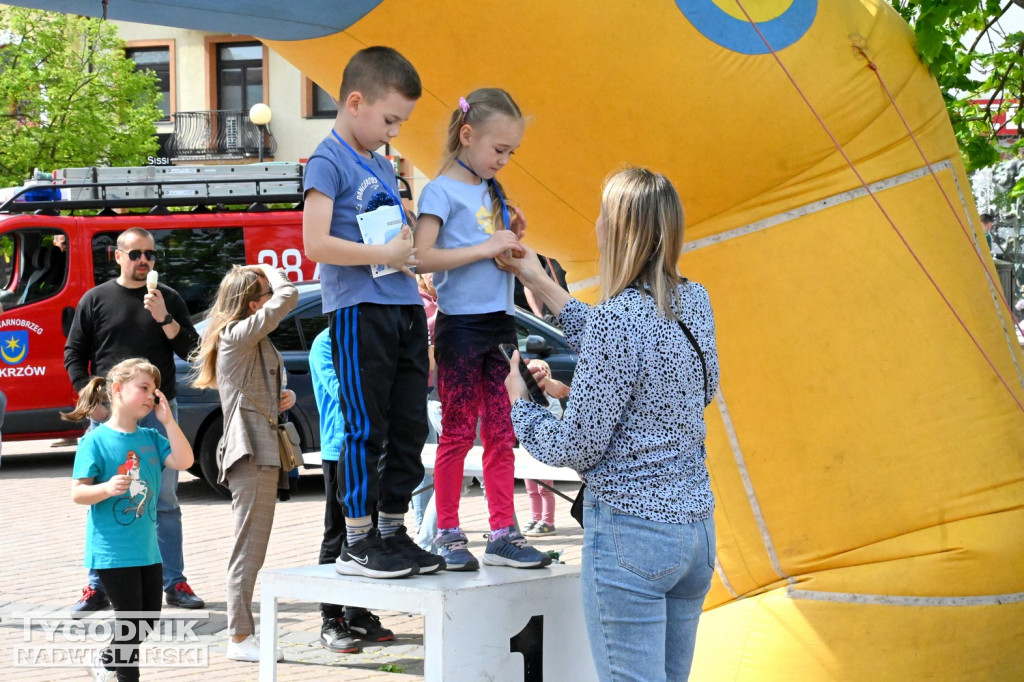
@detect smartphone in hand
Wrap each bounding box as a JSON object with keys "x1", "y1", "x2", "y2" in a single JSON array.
[{"x1": 498, "y1": 343, "x2": 549, "y2": 405}]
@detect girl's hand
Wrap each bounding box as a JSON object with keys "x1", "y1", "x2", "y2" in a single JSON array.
[
  {"x1": 504, "y1": 350, "x2": 530, "y2": 404},
  {"x1": 106, "y1": 474, "x2": 131, "y2": 497},
  {"x1": 153, "y1": 389, "x2": 172, "y2": 424},
  {"x1": 384, "y1": 225, "x2": 419, "y2": 275},
  {"x1": 509, "y1": 206, "x2": 527, "y2": 240},
  {"x1": 485, "y1": 230, "x2": 526, "y2": 259},
  {"x1": 280, "y1": 389, "x2": 296, "y2": 412}
]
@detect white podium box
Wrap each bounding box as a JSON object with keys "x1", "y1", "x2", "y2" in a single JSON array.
[{"x1": 258, "y1": 563, "x2": 597, "y2": 681}]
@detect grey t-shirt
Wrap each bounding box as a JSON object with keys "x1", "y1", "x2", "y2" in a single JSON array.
[
  {"x1": 304, "y1": 136, "x2": 419, "y2": 313},
  {"x1": 418, "y1": 175, "x2": 513, "y2": 316}
]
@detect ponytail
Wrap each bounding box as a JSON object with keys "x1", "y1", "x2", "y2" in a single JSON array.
[
  {"x1": 61, "y1": 358, "x2": 161, "y2": 423},
  {"x1": 61, "y1": 376, "x2": 108, "y2": 423}
]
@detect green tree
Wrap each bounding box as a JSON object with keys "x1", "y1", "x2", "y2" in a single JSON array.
[
  {"x1": 0, "y1": 7, "x2": 161, "y2": 187},
  {"x1": 891, "y1": 1, "x2": 1024, "y2": 174}
]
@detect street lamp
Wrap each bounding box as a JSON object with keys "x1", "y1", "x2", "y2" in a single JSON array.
[{"x1": 248, "y1": 103, "x2": 272, "y2": 163}]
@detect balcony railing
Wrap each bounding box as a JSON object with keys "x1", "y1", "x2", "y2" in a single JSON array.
[{"x1": 168, "y1": 110, "x2": 277, "y2": 160}]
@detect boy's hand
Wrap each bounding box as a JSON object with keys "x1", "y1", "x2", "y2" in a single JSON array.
[{"x1": 383, "y1": 225, "x2": 419, "y2": 275}]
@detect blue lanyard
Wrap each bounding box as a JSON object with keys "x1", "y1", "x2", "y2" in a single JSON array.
[
  {"x1": 331, "y1": 129, "x2": 406, "y2": 223},
  {"x1": 456, "y1": 159, "x2": 510, "y2": 230}
]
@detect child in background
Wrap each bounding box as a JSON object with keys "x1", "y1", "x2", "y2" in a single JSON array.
[
  {"x1": 411, "y1": 273, "x2": 439, "y2": 532},
  {"x1": 65, "y1": 358, "x2": 194, "y2": 682},
  {"x1": 303, "y1": 46, "x2": 443, "y2": 579},
  {"x1": 415, "y1": 88, "x2": 549, "y2": 570}
]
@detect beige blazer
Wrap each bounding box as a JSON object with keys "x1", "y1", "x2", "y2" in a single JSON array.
[{"x1": 215, "y1": 268, "x2": 298, "y2": 484}]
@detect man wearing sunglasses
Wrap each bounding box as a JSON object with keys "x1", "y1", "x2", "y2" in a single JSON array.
[{"x1": 64, "y1": 227, "x2": 206, "y2": 615}]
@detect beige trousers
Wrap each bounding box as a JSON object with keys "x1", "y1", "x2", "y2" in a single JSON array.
[{"x1": 225, "y1": 457, "x2": 279, "y2": 636}]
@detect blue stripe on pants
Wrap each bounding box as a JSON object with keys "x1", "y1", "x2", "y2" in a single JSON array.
[{"x1": 334, "y1": 308, "x2": 370, "y2": 518}]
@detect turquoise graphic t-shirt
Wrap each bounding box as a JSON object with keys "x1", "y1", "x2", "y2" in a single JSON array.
[{"x1": 72, "y1": 424, "x2": 170, "y2": 569}]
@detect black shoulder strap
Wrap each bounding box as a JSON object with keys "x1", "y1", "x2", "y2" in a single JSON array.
[{"x1": 677, "y1": 318, "x2": 710, "y2": 404}]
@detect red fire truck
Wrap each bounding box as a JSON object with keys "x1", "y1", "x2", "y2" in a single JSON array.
[{"x1": 0, "y1": 163, "x2": 321, "y2": 443}]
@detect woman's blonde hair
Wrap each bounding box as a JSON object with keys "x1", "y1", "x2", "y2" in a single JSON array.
[
  {"x1": 61, "y1": 358, "x2": 161, "y2": 422},
  {"x1": 190, "y1": 265, "x2": 265, "y2": 390},
  {"x1": 598, "y1": 167, "x2": 686, "y2": 320},
  {"x1": 440, "y1": 87, "x2": 522, "y2": 234}
]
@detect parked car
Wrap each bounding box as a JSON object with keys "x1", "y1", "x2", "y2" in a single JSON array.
[{"x1": 175, "y1": 281, "x2": 578, "y2": 496}]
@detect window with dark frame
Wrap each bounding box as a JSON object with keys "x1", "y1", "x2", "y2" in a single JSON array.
[
  {"x1": 312, "y1": 83, "x2": 338, "y2": 118},
  {"x1": 216, "y1": 42, "x2": 263, "y2": 112},
  {"x1": 125, "y1": 46, "x2": 171, "y2": 120}
]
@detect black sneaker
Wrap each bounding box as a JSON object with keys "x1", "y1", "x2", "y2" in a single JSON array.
[
  {"x1": 383, "y1": 526, "x2": 446, "y2": 574},
  {"x1": 71, "y1": 585, "x2": 109, "y2": 619},
  {"x1": 335, "y1": 529, "x2": 418, "y2": 579},
  {"x1": 320, "y1": 617, "x2": 360, "y2": 653},
  {"x1": 344, "y1": 608, "x2": 394, "y2": 642}
]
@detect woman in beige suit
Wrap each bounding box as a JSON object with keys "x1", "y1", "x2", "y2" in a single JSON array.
[{"x1": 192, "y1": 263, "x2": 298, "y2": 662}]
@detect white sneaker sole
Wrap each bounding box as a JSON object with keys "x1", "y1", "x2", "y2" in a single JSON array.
[
  {"x1": 226, "y1": 648, "x2": 283, "y2": 662},
  {"x1": 482, "y1": 554, "x2": 552, "y2": 568},
  {"x1": 334, "y1": 558, "x2": 416, "y2": 579}
]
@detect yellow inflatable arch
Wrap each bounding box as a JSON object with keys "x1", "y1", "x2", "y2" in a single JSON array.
[
  {"x1": 268, "y1": 3, "x2": 1024, "y2": 679},
  {"x1": 16, "y1": 0, "x2": 1023, "y2": 677}
]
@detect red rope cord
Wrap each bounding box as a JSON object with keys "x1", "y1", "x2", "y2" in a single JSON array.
[{"x1": 732, "y1": 1, "x2": 1024, "y2": 413}]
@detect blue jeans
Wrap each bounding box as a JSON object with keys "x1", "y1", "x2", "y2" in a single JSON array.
[
  {"x1": 88, "y1": 399, "x2": 186, "y2": 593},
  {"x1": 581, "y1": 488, "x2": 715, "y2": 682}
]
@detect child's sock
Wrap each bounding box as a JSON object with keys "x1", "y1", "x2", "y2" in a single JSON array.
[
  {"x1": 377, "y1": 512, "x2": 405, "y2": 538},
  {"x1": 345, "y1": 516, "x2": 372, "y2": 546},
  {"x1": 490, "y1": 526, "x2": 512, "y2": 541}
]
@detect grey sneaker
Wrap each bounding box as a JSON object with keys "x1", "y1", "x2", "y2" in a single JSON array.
[
  {"x1": 483, "y1": 527, "x2": 552, "y2": 568},
  {"x1": 524, "y1": 522, "x2": 555, "y2": 537},
  {"x1": 320, "y1": 617, "x2": 359, "y2": 653},
  {"x1": 434, "y1": 529, "x2": 479, "y2": 571},
  {"x1": 522, "y1": 520, "x2": 538, "y2": 535}
]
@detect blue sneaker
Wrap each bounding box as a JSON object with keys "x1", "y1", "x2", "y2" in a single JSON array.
[
  {"x1": 434, "y1": 529, "x2": 479, "y2": 571},
  {"x1": 483, "y1": 527, "x2": 552, "y2": 568}
]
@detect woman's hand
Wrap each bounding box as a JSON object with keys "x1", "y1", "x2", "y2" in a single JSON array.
[
  {"x1": 501, "y1": 245, "x2": 547, "y2": 287},
  {"x1": 504, "y1": 350, "x2": 530, "y2": 405},
  {"x1": 153, "y1": 389, "x2": 172, "y2": 424},
  {"x1": 280, "y1": 389, "x2": 296, "y2": 412}
]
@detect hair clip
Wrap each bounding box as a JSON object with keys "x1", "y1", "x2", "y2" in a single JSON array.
[{"x1": 459, "y1": 97, "x2": 470, "y2": 114}]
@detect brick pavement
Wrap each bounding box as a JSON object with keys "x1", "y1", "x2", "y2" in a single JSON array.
[{"x1": 0, "y1": 440, "x2": 584, "y2": 681}]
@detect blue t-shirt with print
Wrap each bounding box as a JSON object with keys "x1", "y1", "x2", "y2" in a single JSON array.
[
  {"x1": 72, "y1": 424, "x2": 170, "y2": 569},
  {"x1": 417, "y1": 175, "x2": 514, "y2": 316},
  {"x1": 304, "y1": 135, "x2": 420, "y2": 313}
]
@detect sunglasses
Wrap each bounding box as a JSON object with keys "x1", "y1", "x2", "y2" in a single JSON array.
[
  {"x1": 257, "y1": 290, "x2": 273, "y2": 299},
  {"x1": 118, "y1": 248, "x2": 157, "y2": 261}
]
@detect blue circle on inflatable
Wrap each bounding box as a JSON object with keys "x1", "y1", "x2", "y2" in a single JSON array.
[{"x1": 675, "y1": 0, "x2": 817, "y2": 55}]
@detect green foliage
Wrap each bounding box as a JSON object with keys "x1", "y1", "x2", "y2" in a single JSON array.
[
  {"x1": 890, "y1": 1, "x2": 1023, "y2": 174},
  {"x1": 376, "y1": 664, "x2": 405, "y2": 673},
  {"x1": 0, "y1": 7, "x2": 161, "y2": 187}
]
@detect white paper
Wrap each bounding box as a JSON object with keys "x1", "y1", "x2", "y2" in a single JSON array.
[{"x1": 356, "y1": 203, "x2": 404, "y2": 278}]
